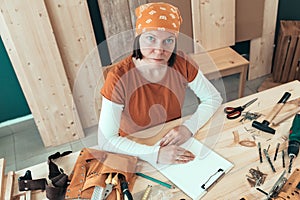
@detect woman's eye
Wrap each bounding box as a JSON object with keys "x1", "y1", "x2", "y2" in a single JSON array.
[
  {"x1": 164, "y1": 38, "x2": 174, "y2": 45},
  {"x1": 146, "y1": 36, "x2": 155, "y2": 42}
]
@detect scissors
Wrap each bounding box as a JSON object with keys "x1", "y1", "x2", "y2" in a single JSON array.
[{"x1": 224, "y1": 98, "x2": 258, "y2": 119}]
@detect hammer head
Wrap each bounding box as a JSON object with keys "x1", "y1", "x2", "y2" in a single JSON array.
[{"x1": 252, "y1": 120, "x2": 275, "y2": 134}]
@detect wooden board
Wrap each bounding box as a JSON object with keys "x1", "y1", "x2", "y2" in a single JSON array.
[
  {"x1": 0, "y1": 158, "x2": 4, "y2": 200},
  {"x1": 0, "y1": 0, "x2": 84, "y2": 146},
  {"x1": 4, "y1": 171, "x2": 14, "y2": 200},
  {"x1": 235, "y1": 0, "x2": 264, "y2": 42},
  {"x1": 44, "y1": 0, "x2": 103, "y2": 128},
  {"x1": 98, "y1": 0, "x2": 135, "y2": 63},
  {"x1": 249, "y1": 0, "x2": 279, "y2": 80},
  {"x1": 191, "y1": 0, "x2": 235, "y2": 52},
  {"x1": 272, "y1": 21, "x2": 300, "y2": 83}
]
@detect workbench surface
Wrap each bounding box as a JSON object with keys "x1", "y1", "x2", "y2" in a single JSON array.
[{"x1": 6, "y1": 80, "x2": 300, "y2": 200}]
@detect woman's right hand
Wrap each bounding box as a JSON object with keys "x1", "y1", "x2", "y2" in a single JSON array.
[{"x1": 157, "y1": 145, "x2": 195, "y2": 164}]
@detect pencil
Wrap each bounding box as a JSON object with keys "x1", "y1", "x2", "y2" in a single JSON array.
[{"x1": 136, "y1": 172, "x2": 174, "y2": 189}]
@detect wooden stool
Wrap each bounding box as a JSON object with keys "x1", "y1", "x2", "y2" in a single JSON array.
[{"x1": 190, "y1": 47, "x2": 249, "y2": 98}]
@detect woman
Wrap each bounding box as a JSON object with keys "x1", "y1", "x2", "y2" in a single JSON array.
[{"x1": 98, "y1": 2, "x2": 222, "y2": 164}]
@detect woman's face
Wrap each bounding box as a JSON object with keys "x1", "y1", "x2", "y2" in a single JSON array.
[{"x1": 139, "y1": 30, "x2": 176, "y2": 65}]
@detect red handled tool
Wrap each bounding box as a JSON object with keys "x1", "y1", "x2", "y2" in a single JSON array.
[{"x1": 224, "y1": 98, "x2": 258, "y2": 119}]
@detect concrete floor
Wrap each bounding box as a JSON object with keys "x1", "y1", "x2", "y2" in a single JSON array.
[{"x1": 0, "y1": 74, "x2": 269, "y2": 173}]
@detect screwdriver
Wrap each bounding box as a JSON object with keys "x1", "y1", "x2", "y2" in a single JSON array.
[{"x1": 287, "y1": 114, "x2": 300, "y2": 173}]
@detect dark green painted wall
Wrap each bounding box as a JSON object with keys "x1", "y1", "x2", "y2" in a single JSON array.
[
  {"x1": 0, "y1": 36, "x2": 30, "y2": 122},
  {"x1": 0, "y1": 0, "x2": 300, "y2": 122}
]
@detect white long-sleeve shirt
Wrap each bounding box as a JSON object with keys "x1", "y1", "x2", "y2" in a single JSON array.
[{"x1": 98, "y1": 69, "x2": 222, "y2": 164}]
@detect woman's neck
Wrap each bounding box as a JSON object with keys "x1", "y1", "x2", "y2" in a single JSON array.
[{"x1": 133, "y1": 58, "x2": 168, "y2": 83}]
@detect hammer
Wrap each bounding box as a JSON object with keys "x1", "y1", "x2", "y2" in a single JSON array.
[{"x1": 252, "y1": 92, "x2": 291, "y2": 134}]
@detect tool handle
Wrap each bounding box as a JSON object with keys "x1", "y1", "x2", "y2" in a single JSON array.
[
  {"x1": 265, "y1": 103, "x2": 286, "y2": 123},
  {"x1": 264, "y1": 92, "x2": 291, "y2": 122},
  {"x1": 272, "y1": 107, "x2": 300, "y2": 126}
]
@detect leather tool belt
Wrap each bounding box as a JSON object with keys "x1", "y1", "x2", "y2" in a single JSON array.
[
  {"x1": 65, "y1": 148, "x2": 138, "y2": 200},
  {"x1": 18, "y1": 151, "x2": 72, "y2": 200}
]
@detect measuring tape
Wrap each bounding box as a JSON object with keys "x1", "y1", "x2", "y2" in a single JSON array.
[{"x1": 91, "y1": 186, "x2": 104, "y2": 200}]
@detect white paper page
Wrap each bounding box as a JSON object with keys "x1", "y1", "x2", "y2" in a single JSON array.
[{"x1": 150, "y1": 138, "x2": 234, "y2": 199}]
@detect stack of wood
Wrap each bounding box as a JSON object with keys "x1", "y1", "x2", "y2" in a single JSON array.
[
  {"x1": 273, "y1": 20, "x2": 300, "y2": 83},
  {"x1": 0, "y1": 158, "x2": 31, "y2": 200}
]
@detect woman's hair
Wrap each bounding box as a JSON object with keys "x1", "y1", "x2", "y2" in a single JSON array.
[{"x1": 132, "y1": 35, "x2": 177, "y2": 67}]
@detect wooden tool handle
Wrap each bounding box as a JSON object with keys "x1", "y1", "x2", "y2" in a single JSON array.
[
  {"x1": 272, "y1": 107, "x2": 300, "y2": 126},
  {"x1": 265, "y1": 92, "x2": 291, "y2": 123},
  {"x1": 265, "y1": 103, "x2": 286, "y2": 122}
]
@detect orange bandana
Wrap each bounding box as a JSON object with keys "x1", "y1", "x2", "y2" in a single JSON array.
[{"x1": 135, "y1": 2, "x2": 182, "y2": 35}]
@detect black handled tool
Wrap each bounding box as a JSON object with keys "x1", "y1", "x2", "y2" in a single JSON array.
[
  {"x1": 120, "y1": 174, "x2": 133, "y2": 200},
  {"x1": 252, "y1": 92, "x2": 291, "y2": 134}
]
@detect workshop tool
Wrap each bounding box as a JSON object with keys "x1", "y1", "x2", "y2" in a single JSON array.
[
  {"x1": 102, "y1": 173, "x2": 114, "y2": 199},
  {"x1": 142, "y1": 185, "x2": 152, "y2": 200},
  {"x1": 274, "y1": 143, "x2": 280, "y2": 161},
  {"x1": 224, "y1": 98, "x2": 258, "y2": 119},
  {"x1": 120, "y1": 174, "x2": 133, "y2": 200},
  {"x1": 272, "y1": 106, "x2": 300, "y2": 126},
  {"x1": 91, "y1": 186, "x2": 104, "y2": 200},
  {"x1": 239, "y1": 111, "x2": 262, "y2": 122},
  {"x1": 111, "y1": 173, "x2": 120, "y2": 200},
  {"x1": 274, "y1": 168, "x2": 300, "y2": 200},
  {"x1": 256, "y1": 170, "x2": 287, "y2": 200},
  {"x1": 282, "y1": 150, "x2": 285, "y2": 168},
  {"x1": 252, "y1": 92, "x2": 291, "y2": 134},
  {"x1": 258, "y1": 142, "x2": 263, "y2": 163},
  {"x1": 287, "y1": 114, "x2": 300, "y2": 173},
  {"x1": 246, "y1": 167, "x2": 267, "y2": 187},
  {"x1": 263, "y1": 149, "x2": 276, "y2": 172}
]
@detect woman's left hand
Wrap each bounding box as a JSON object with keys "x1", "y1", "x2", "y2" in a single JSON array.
[{"x1": 159, "y1": 125, "x2": 192, "y2": 147}]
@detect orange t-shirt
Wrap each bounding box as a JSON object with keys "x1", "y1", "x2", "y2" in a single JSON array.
[{"x1": 101, "y1": 51, "x2": 198, "y2": 136}]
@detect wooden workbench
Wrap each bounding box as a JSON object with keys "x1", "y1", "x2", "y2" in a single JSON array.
[
  {"x1": 4, "y1": 80, "x2": 300, "y2": 199},
  {"x1": 190, "y1": 47, "x2": 249, "y2": 98}
]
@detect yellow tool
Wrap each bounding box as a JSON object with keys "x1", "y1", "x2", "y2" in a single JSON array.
[
  {"x1": 111, "y1": 173, "x2": 121, "y2": 200},
  {"x1": 142, "y1": 185, "x2": 152, "y2": 200}
]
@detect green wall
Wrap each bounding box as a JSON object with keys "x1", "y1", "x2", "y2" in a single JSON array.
[
  {"x1": 0, "y1": 36, "x2": 30, "y2": 122},
  {"x1": 0, "y1": 0, "x2": 300, "y2": 123}
]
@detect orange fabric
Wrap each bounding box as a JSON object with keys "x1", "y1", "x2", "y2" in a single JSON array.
[
  {"x1": 101, "y1": 51, "x2": 198, "y2": 137},
  {"x1": 135, "y1": 2, "x2": 182, "y2": 35}
]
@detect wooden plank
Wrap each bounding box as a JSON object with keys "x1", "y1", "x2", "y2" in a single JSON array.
[
  {"x1": 44, "y1": 0, "x2": 102, "y2": 128},
  {"x1": 98, "y1": 0, "x2": 134, "y2": 63},
  {"x1": 191, "y1": 0, "x2": 235, "y2": 52},
  {"x1": 4, "y1": 171, "x2": 14, "y2": 200},
  {"x1": 288, "y1": 36, "x2": 300, "y2": 81},
  {"x1": 272, "y1": 30, "x2": 290, "y2": 82},
  {"x1": 249, "y1": 0, "x2": 279, "y2": 80},
  {"x1": 281, "y1": 36, "x2": 298, "y2": 82},
  {"x1": 0, "y1": 158, "x2": 5, "y2": 200},
  {"x1": 149, "y1": 0, "x2": 194, "y2": 53},
  {"x1": 0, "y1": 0, "x2": 84, "y2": 146},
  {"x1": 128, "y1": 0, "x2": 148, "y2": 28}
]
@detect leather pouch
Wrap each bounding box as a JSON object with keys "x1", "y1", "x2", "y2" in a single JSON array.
[{"x1": 65, "y1": 148, "x2": 138, "y2": 199}]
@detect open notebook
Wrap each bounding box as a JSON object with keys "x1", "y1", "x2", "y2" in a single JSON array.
[{"x1": 151, "y1": 138, "x2": 234, "y2": 200}]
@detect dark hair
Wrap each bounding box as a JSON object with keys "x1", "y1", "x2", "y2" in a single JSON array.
[{"x1": 132, "y1": 35, "x2": 177, "y2": 67}]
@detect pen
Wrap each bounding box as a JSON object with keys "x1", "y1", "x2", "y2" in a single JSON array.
[{"x1": 136, "y1": 172, "x2": 174, "y2": 189}]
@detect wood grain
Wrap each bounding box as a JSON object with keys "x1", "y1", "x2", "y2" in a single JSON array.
[
  {"x1": 0, "y1": 0, "x2": 84, "y2": 146},
  {"x1": 44, "y1": 0, "x2": 103, "y2": 128}
]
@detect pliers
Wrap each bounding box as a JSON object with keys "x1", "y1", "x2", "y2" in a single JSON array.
[{"x1": 101, "y1": 173, "x2": 120, "y2": 200}]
